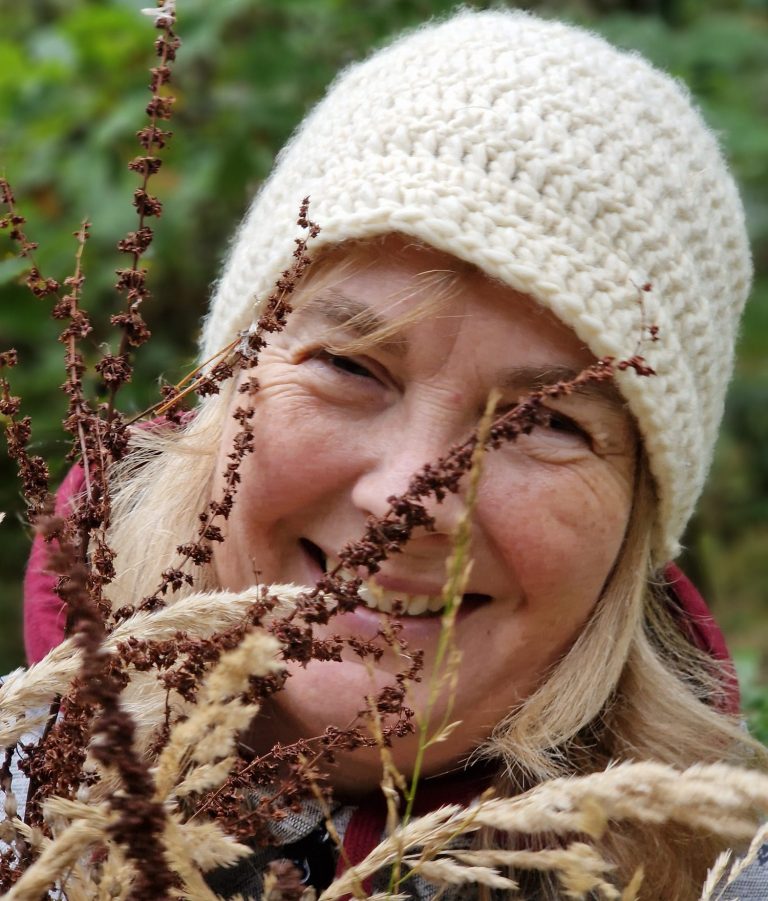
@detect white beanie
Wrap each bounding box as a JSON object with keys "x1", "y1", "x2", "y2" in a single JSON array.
[{"x1": 201, "y1": 9, "x2": 752, "y2": 562}]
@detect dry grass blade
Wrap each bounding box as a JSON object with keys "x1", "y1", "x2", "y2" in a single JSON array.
[
  {"x1": 4, "y1": 817, "x2": 107, "y2": 901},
  {"x1": 410, "y1": 857, "x2": 518, "y2": 889},
  {"x1": 0, "y1": 816, "x2": 47, "y2": 853},
  {"x1": 468, "y1": 762, "x2": 768, "y2": 840},
  {"x1": 158, "y1": 815, "x2": 222, "y2": 901},
  {"x1": 174, "y1": 758, "x2": 236, "y2": 797},
  {"x1": 386, "y1": 392, "x2": 499, "y2": 894},
  {"x1": 43, "y1": 796, "x2": 111, "y2": 826},
  {"x1": 318, "y1": 806, "x2": 464, "y2": 899},
  {"x1": 172, "y1": 818, "x2": 252, "y2": 872},
  {"x1": 699, "y1": 851, "x2": 733, "y2": 901},
  {"x1": 699, "y1": 820, "x2": 768, "y2": 900},
  {"x1": 365, "y1": 895, "x2": 410, "y2": 901},
  {"x1": 38, "y1": 794, "x2": 250, "y2": 896},
  {"x1": 320, "y1": 763, "x2": 768, "y2": 901},
  {"x1": 153, "y1": 628, "x2": 282, "y2": 801},
  {"x1": 620, "y1": 868, "x2": 644, "y2": 901},
  {"x1": 0, "y1": 624, "x2": 283, "y2": 896},
  {"x1": 0, "y1": 585, "x2": 310, "y2": 746},
  {"x1": 441, "y1": 843, "x2": 616, "y2": 897},
  {"x1": 406, "y1": 842, "x2": 620, "y2": 899}
]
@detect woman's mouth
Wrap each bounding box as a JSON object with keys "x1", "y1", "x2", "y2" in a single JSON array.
[{"x1": 299, "y1": 538, "x2": 492, "y2": 617}]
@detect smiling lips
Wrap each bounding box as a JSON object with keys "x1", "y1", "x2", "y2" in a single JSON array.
[{"x1": 301, "y1": 539, "x2": 492, "y2": 617}]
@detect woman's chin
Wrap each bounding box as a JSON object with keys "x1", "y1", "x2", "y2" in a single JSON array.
[{"x1": 245, "y1": 655, "x2": 481, "y2": 795}]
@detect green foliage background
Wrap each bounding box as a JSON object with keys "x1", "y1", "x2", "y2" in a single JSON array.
[{"x1": 1, "y1": 0, "x2": 766, "y2": 737}]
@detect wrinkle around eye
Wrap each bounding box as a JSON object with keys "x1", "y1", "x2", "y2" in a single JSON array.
[
  {"x1": 296, "y1": 345, "x2": 396, "y2": 391},
  {"x1": 492, "y1": 403, "x2": 592, "y2": 446},
  {"x1": 285, "y1": 346, "x2": 395, "y2": 412},
  {"x1": 487, "y1": 416, "x2": 612, "y2": 469}
]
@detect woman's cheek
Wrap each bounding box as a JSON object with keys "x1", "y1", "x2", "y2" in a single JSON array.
[
  {"x1": 478, "y1": 459, "x2": 631, "y2": 600},
  {"x1": 233, "y1": 398, "x2": 361, "y2": 508}
]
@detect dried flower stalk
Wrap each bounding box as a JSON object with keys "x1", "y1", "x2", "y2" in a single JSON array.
[{"x1": 319, "y1": 763, "x2": 768, "y2": 901}]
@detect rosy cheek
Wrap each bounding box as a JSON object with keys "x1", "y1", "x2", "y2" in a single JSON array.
[
  {"x1": 479, "y1": 464, "x2": 630, "y2": 611},
  {"x1": 224, "y1": 400, "x2": 360, "y2": 519}
]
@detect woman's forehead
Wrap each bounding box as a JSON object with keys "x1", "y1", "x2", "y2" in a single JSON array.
[
  {"x1": 312, "y1": 233, "x2": 482, "y2": 280},
  {"x1": 297, "y1": 236, "x2": 527, "y2": 327},
  {"x1": 296, "y1": 239, "x2": 589, "y2": 355}
]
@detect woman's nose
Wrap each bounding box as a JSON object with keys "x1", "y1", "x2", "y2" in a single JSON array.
[{"x1": 350, "y1": 438, "x2": 468, "y2": 538}]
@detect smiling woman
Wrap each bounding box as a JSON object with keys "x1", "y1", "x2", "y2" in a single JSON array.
[
  {"x1": 210, "y1": 237, "x2": 638, "y2": 791},
  {"x1": 17, "y1": 7, "x2": 767, "y2": 901}
]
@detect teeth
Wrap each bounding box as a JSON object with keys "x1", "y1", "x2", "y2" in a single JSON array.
[
  {"x1": 407, "y1": 594, "x2": 429, "y2": 616},
  {"x1": 427, "y1": 594, "x2": 445, "y2": 613},
  {"x1": 332, "y1": 561, "x2": 443, "y2": 617},
  {"x1": 356, "y1": 583, "x2": 379, "y2": 610},
  {"x1": 372, "y1": 584, "x2": 393, "y2": 613}
]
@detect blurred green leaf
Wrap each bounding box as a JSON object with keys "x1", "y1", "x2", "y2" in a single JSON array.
[
  {"x1": 0, "y1": 256, "x2": 30, "y2": 285},
  {"x1": 734, "y1": 650, "x2": 768, "y2": 744}
]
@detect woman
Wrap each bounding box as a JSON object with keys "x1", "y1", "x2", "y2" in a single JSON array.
[{"x1": 21, "y1": 8, "x2": 765, "y2": 899}]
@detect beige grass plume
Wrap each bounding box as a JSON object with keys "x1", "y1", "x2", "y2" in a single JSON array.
[
  {"x1": 319, "y1": 762, "x2": 768, "y2": 901},
  {"x1": 0, "y1": 584, "x2": 314, "y2": 748},
  {"x1": 2, "y1": 627, "x2": 283, "y2": 900}
]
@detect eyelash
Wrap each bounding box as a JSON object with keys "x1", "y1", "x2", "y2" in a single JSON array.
[
  {"x1": 544, "y1": 410, "x2": 587, "y2": 435},
  {"x1": 496, "y1": 403, "x2": 590, "y2": 443},
  {"x1": 540, "y1": 412, "x2": 593, "y2": 450},
  {"x1": 307, "y1": 349, "x2": 380, "y2": 381}
]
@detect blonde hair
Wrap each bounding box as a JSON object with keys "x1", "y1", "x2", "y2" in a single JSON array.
[{"x1": 104, "y1": 246, "x2": 765, "y2": 899}]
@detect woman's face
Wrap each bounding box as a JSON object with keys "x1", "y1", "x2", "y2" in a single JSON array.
[{"x1": 213, "y1": 238, "x2": 637, "y2": 794}]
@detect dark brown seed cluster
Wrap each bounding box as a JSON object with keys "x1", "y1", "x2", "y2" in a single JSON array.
[
  {"x1": 0, "y1": 348, "x2": 50, "y2": 516},
  {"x1": 0, "y1": 5, "x2": 186, "y2": 896},
  {"x1": 106, "y1": 2, "x2": 180, "y2": 422},
  {"x1": 112, "y1": 199, "x2": 321, "y2": 620}
]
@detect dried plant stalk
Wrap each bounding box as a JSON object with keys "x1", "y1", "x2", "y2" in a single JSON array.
[
  {"x1": 0, "y1": 585, "x2": 309, "y2": 747},
  {"x1": 319, "y1": 763, "x2": 768, "y2": 900},
  {"x1": 3, "y1": 817, "x2": 107, "y2": 901},
  {"x1": 4, "y1": 629, "x2": 282, "y2": 897},
  {"x1": 699, "y1": 820, "x2": 768, "y2": 900},
  {"x1": 384, "y1": 391, "x2": 499, "y2": 895},
  {"x1": 153, "y1": 628, "x2": 282, "y2": 800}
]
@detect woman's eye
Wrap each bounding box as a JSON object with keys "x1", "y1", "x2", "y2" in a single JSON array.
[
  {"x1": 543, "y1": 410, "x2": 591, "y2": 443},
  {"x1": 309, "y1": 349, "x2": 379, "y2": 380},
  {"x1": 327, "y1": 353, "x2": 375, "y2": 378},
  {"x1": 495, "y1": 403, "x2": 590, "y2": 446},
  {"x1": 496, "y1": 403, "x2": 586, "y2": 436}
]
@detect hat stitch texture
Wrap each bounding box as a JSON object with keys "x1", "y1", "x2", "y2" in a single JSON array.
[{"x1": 201, "y1": 9, "x2": 752, "y2": 563}]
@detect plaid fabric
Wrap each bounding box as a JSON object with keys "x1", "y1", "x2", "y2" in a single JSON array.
[
  {"x1": 711, "y1": 841, "x2": 768, "y2": 901},
  {"x1": 206, "y1": 796, "x2": 469, "y2": 899}
]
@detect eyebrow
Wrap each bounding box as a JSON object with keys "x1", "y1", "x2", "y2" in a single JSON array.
[
  {"x1": 298, "y1": 289, "x2": 409, "y2": 357},
  {"x1": 498, "y1": 365, "x2": 624, "y2": 407}
]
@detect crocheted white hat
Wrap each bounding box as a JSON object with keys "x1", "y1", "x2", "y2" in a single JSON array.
[{"x1": 201, "y1": 10, "x2": 752, "y2": 562}]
